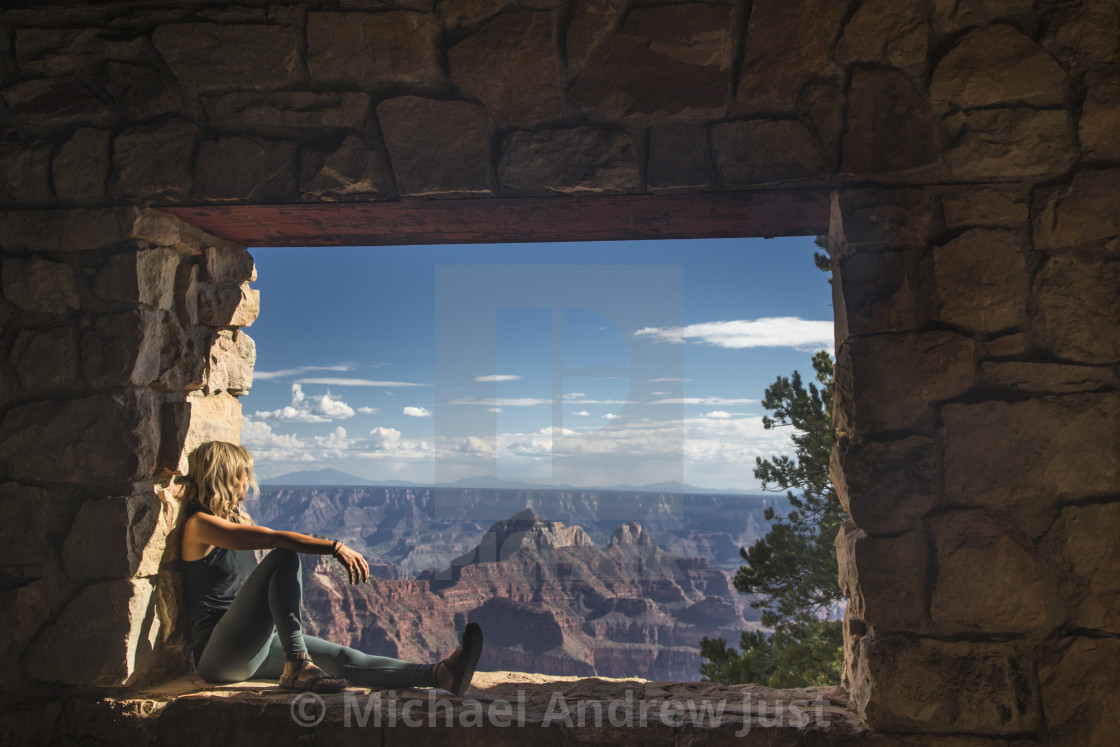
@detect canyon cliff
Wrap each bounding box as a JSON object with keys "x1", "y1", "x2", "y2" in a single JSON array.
[{"x1": 300, "y1": 508, "x2": 763, "y2": 681}]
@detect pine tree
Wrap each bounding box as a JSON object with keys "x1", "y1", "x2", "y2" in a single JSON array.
[{"x1": 700, "y1": 241, "x2": 846, "y2": 687}]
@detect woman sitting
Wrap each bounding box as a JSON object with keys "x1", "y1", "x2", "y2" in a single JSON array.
[{"x1": 178, "y1": 440, "x2": 483, "y2": 693}]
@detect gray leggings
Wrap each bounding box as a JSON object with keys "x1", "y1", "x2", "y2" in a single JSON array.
[{"x1": 195, "y1": 548, "x2": 438, "y2": 689}]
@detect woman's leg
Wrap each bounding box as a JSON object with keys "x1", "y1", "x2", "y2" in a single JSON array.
[
  {"x1": 252, "y1": 634, "x2": 438, "y2": 689},
  {"x1": 195, "y1": 548, "x2": 308, "y2": 683}
]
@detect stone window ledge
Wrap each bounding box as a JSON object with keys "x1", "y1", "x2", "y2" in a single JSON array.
[{"x1": 3, "y1": 672, "x2": 862, "y2": 745}]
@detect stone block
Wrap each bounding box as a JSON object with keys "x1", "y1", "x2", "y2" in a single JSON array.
[
  {"x1": 833, "y1": 248, "x2": 928, "y2": 339},
  {"x1": 300, "y1": 134, "x2": 396, "y2": 201},
  {"x1": 736, "y1": 0, "x2": 844, "y2": 113},
  {"x1": 174, "y1": 262, "x2": 200, "y2": 327},
  {"x1": 942, "y1": 394, "x2": 1120, "y2": 507},
  {"x1": 161, "y1": 393, "x2": 243, "y2": 475},
  {"x1": 10, "y1": 326, "x2": 80, "y2": 394},
  {"x1": 194, "y1": 137, "x2": 298, "y2": 203},
  {"x1": 932, "y1": 228, "x2": 1027, "y2": 334},
  {"x1": 103, "y1": 61, "x2": 187, "y2": 121},
  {"x1": 980, "y1": 361, "x2": 1117, "y2": 394},
  {"x1": 0, "y1": 389, "x2": 160, "y2": 483},
  {"x1": 928, "y1": 511, "x2": 1048, "y2": 634},
  {"x1": 499, "y1": 128, "x2": 641, "y2": 196},
  {"x1": 940, "y1": 186, "x2": 1028, "y2": 229},
  {"x1": 1031, "y1": 256, "x2": 1120, "y2": 364},
  {"x1": 711, "y1": 120, "x2": 829, "y2": 186},
  {"x1": 24, "y1": 578, "x2": 158, "y2": 687},
  {"x1": 1079, "y1": 73, "x2": 1120, "y2": 160},
  {"x1": 842, "y1": 70, "x2": 940, "y2": 178},
  {"x1": 203, "y1": 91, "x2": 370, "y2": 136},
  {"x1": 0, "y1": 135, "x2": 53, "y2": 206},
  {"x1": 81, "y1": 310, "x2": 162, "y2": 387},
  {"x1": 155, "y1": 315, "x2": 212, "y2": 393},
  {"x1": 61, "y1": 492, "x2": 165, "y2": 579},
  {"x1": 1044, "y1": 502, "x2": 1120, "y2": 633},
  {"x1": 830, "y1": 435, "x2": 941, "y2": 534},
  {"x1": 112, "y1": 119, "x2": 199, "y2": 201},
  {"x1": 932, "y1": 0, "x2": 1036, "y2": 35},
  {"x1": 1033, "y1": 169, "x2": 1120, "y2": 250},
  {"x1": 94, "y1": 247, "x2": 180, "y2": 309},
  {"x1": 377, "y1": 97, "x2": 492, "y2": 197},
  {"x1": 443, "y1": 0, "x2": 556, "y2": 28},
  {"x1": 832, "y1": 187, "x2": 938, "y2": 248},
  {"x1": 570, "y1": 5, "x2": 731, "y2": 120},
  {"x1": 207, "y1": 329, "x2": 256, "y2": 396},
  {"x1": 1038, "y1": 637, "x2": 1120, "y2": 747},
  {"x1": 0, "y1": 209, "x2": 139, "y2": 254},
  {"x1": 835, "y1": 0, "x2": 927, "y2": 78},
  {"x1": 850, "y1": 634, "x2": 1039, "y2": 734},
  {"x1": 152, "y1": 23, "x2": 303, "y2": 88},
  {"x1": 1041, "y1": 0, "x2": 1119, "y2": 71},
  {"x1": 647, "y1": 126, "x2": 713, "y2": 192},
  {"x1": 834, "y1": 331, "x2": 975, "y2": 437},
  {"x1": 0, "y1": 483, "x2": 49, "y2": 579},
  {"x1": 2, "y1": 77, "x2": 112, "y2": 128},
  {"x1": 836, "y1": 522, "x2": 927, "y2": 631},
  {"x1": 15, "y1": 26, "x2": 149, "y2": 77},
  {"x1": 307, "y1": 11, "x2": 441, "y2": 87},
  {"x1": 202, "y1": 246, "x2": 255, "y2": 284},
  {"x1": 197, "y1": 281, "x2": 259, "y2": 328},
  {"x1": 2, "y1": 257, "x2": 79, "y2": 313},
  {"x1": 52, "y1": 127, "x2": 110, "y2": 204},
  {"x1": 566, "y1": 0, "x2": 626, "y2": 71},
  {"x1": 945, "y1": 108, "x2": 1077, "y2": 180},
  {"x1": 449, "y1": 12, "x2": 562, "y2": 126},
  {"x1": 931, "y1": 25, "x2": 1067, "y2": 109}
]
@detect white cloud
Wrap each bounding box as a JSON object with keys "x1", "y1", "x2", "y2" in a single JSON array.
[
  {"x1": 296, "y1": 378, "x2": 426, "y2": 387},
  {"x1": 603, "y1": 413, "x2": 622, "y2": 420},
  {"x1": 702, "y1": 410, "x2": 733, "y2": 419},
  {"x1": 254, "y1": 383, "x2": 356, "y2": 422},
  {"x1": 241, "y1": 420, "x2": 305, "y2": 450},
  {"x1": 572, "y1": 410, "x2": 590, "y2": 417},
  {"x1": 487, "y1": 407, "x2": 502, "y2": 413},
  {"x1": 647, "y1": 377, "x2": 691, "y2": 383},
  {"x1": 651, "y1": 396, "x2": 756, "y2": 406},
  {"x1": 562, "y1": 392, "x2": 586, "y2": 400},
  {"x1": 448, "y1": 397, "x2": 550, "y2": 407},
  {"x1": 473, "y1": 374, "x2": 523, "y2": 383},
  {"x1": 403, "y1": 406, "x2": 431, "y2": 418},
  {"x1": 368, "y1": 426, "x2": 401, "y2": 450},
  {"x1": 356, "y1": 406, "x2": 379, "y2": 415},
  {"x1": 635, "y1": 317, "x2": 833, "y2": 351},
  {"x1": 254, "y1": 364, "x2": 352, "y2": 381}
]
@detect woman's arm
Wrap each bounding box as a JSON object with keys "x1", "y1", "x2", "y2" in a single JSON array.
[{"x1": 185, "y1": 512, "x2": 369, "y2": 583}]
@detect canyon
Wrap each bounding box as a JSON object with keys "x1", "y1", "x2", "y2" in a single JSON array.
[{"x1": 245, "y1": 487, "x2": 776, "y2": 680}]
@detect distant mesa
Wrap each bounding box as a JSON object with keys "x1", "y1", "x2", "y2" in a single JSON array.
[{"x1": 261, "y1": 468, "x2": 380, "y2": 486}]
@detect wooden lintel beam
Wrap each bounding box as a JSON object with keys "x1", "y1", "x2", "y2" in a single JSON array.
[{"x1": 160, "y1": 191, "x2": 832, "y2": 247}]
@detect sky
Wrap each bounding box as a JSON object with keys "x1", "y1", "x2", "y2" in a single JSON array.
[{"x1": 238, "y1": 236, "x2": 834, "y2": 491}]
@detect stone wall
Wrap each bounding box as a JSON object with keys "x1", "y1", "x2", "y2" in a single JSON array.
[
  {"x1": 1, "y1": 0, "x2": 1118, "y2": 743},
  {"x1": 0, "y1": 208, "x2": 257, "y2": 687}
]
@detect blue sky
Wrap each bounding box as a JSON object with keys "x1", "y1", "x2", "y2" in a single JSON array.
[{"x1": 239, "y1": 236, "x2": 833, "y2": 491}]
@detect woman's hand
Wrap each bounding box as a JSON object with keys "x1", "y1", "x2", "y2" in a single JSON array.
[{"x1": 333, "y1": 542, "x2": 370, "y2": 585}]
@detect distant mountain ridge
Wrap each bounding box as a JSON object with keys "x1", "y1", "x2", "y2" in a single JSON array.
[{"x1": 261, "y1": 469, "x2": 761, "y2": 495}]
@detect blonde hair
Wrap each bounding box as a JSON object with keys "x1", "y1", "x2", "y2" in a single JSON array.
[{"x1": 183, "y1": 441, "x2": 258, "y2": 522}]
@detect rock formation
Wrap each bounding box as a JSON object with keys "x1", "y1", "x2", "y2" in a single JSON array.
[{"x1": 302, "y1": 509, "x2": 761, "y2": 681}]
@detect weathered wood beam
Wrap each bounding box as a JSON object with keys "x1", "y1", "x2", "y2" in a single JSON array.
[{"x1": 160, "y1": 191, "x2": 831, "y2": 247}]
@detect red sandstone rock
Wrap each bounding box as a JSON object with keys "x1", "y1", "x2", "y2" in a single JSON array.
[
  {"x1": 931, "y1": 25, "x2": 1068, "y2": 109},
  {"x1": 307, "y1": 11, "x2": 442, "y2": 87},
  {"x1": 300, "y1": 134, "x2": 396, "y2": 201},
  {"x1": 111, "y1": 119, "x2": 199, "y2": 202},
  {"x1": 498, "y1": 128, "x2": 640, "y2": 196},
  {"x1": 710, "y1": 120, "x2": 829, "y2": 186},
  {"x1": 193, "y1": 137, "x2": 299, "y2": 204},
  {"x1": 932, "y1": 228, "x2": 1028, "y2": 334},
  {"x1": 51, "y1": 128, "x2": 111, "y2": 204}
]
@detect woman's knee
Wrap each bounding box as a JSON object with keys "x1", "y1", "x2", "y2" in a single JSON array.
[{"x1": 262, "y1": 547, "x2": 301, "y2": 573}]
